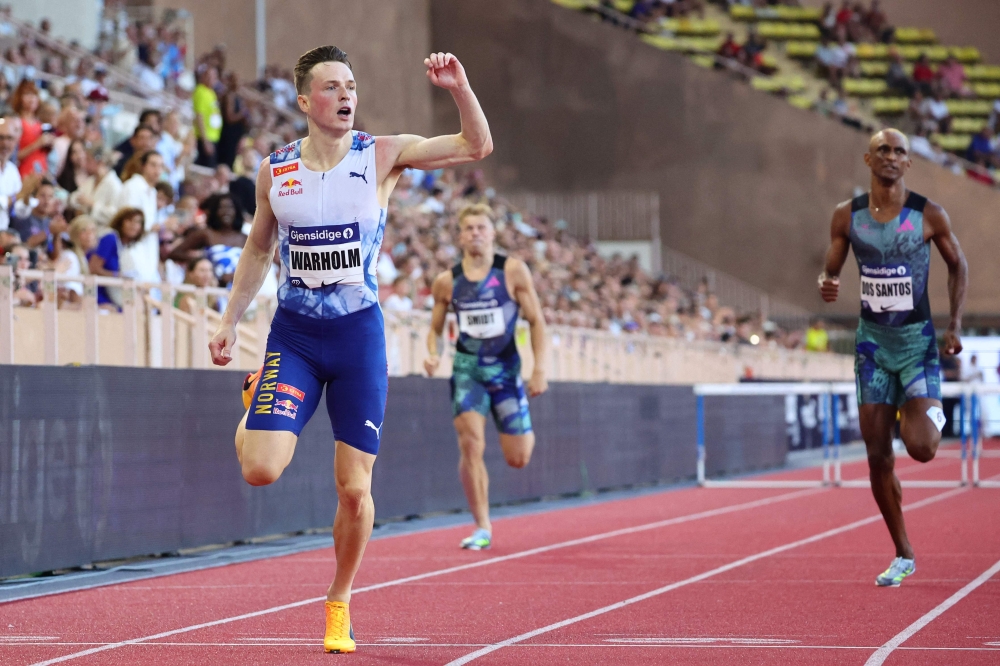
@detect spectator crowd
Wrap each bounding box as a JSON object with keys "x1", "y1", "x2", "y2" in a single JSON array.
[{"x1": 0, "y1": 7, "x2": 812, "y2": 351}]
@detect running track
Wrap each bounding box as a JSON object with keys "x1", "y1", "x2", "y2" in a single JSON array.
[{"x1": 2, "y1": 444, "x2": 998, "y2": 665}]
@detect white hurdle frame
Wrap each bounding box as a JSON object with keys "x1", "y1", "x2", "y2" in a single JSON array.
[{"x1": 694, "y1": 381, "x2": 1000, "y2": 490}]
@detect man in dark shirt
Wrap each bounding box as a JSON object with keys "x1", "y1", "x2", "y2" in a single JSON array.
[{"x1": 114, "y1": 110, "x2": 162, "y2": 174}]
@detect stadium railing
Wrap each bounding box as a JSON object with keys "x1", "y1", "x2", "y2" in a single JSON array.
[
  {"x1": 693, "y1": 381, "x2": 1000, "y2": 489},
  {"x1": 0, "y1": 265, "x2": 852, "y2": 383}
]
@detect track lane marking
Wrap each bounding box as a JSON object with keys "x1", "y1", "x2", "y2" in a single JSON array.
[
  {"x1": 445, "y1": 486, "x2": 969, "y2": 665},
  {"x1": 864, "y1": 557, "x2": 1000, "y2": 666},
  {"x1": 26, "y1": 488, "x2": 821, "y2": 665}
]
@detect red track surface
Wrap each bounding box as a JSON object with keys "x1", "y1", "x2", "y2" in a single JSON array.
[{"x1": 2, "y1": 446, "x2": 999, "y2": 666}]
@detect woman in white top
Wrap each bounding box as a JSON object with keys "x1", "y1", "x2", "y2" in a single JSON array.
[
  {"x1": 55, "y1": 214, "x2": 99, "y2": 306},
  {"x1": 115, "y1": 151, "x2": 167, "y2": 288}
]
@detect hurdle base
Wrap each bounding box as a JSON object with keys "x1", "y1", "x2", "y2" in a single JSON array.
[
  {"x1": 838, "y1": 479, "x2": 965, "y2": 489},
  {"x1": 701, "y1": 480, "x2": 825, "y2": 489}
]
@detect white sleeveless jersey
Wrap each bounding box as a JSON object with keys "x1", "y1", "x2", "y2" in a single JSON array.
[{"x1": 268, "y1": 132, "x2": 386, "y2": 318}]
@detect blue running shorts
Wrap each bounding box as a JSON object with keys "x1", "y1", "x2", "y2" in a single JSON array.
[
  {"x1": 855, "y1": 319, "x2": 942, "y2": 407},
  {"x1": 245, "y1": 304, "x2": 388, "y2": 455},
  {"x1": 450, "y1": 351, "x2": 532, "y2": 435}
]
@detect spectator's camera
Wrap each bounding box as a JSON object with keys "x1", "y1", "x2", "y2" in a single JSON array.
[{"x1": 41, "y1": 124, "x2": 55, "y2": 134}]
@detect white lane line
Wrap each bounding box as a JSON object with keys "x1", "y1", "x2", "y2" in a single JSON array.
[
  {"x1": 445, "y1": 486, "x2": 968, "y2": 665},
  {"x1": 27, "y1": 488, "x2": 819, "y2": 666},
  {"x1": 864, "y1": 557, "x2": 1000, "y2": 666}
]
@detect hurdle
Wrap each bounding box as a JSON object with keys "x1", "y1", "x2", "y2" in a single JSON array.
[{"x1": 693, "y1": 381, "x2": 1000, "y2": 489}]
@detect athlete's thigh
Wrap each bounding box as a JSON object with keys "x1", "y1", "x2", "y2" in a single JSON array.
[
  {"x1": 454, "y1": 411, "x2": 488, "y2": 456},
  {"x1": 498, "y1": 432, "x2": 535, "y2": 464},
  {"x1": 242, "y1": 429, "x2": 299, "y2": 473},
  {"x1": 325, "y1": 309, "x2": 389, "y2": 456},
  {"x1": 451, "y1": 367, "x2": 491, "y2": 422},
  {"x1": 487, "y1": 360, "x2": 533, "y2": 437},
  {"x1": 334, "y1": 439, "x2": 377, "y2": 493},
  {"x1": 895, "y1": 323, "x2": 942, "y2": 406},
  {"x1": 245, "y1": 340, "x2": 325, "y2": 437},
  {"x1": 899, "y1": 397, "x2": 945, "y2": 446},
  {"x1": 858, "y1": 403, "x2": 899, "y2": 456},
  {"x1": 855, "y1": 327, "x2": 901, "y2": 408}
]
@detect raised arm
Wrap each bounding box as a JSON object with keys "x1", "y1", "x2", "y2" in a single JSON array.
[
  {"x1": 925, "y1": 201, "x2": 967, "y2": 355},
  {"x1": 819, "y1": 202, "x2": 852, "y2": 303},
  {"x1": 507, "y1": 258, "x2": 548, "y2": 398},
  {"x1": 424, "y1": 270, "x2": 453, "y2": 377},
  {"x1": 376, "y1": 53, "x2": 492, "y2": 188},
  {"x1": 209, "y1": 159, "x2": 279, "y2": 365}
]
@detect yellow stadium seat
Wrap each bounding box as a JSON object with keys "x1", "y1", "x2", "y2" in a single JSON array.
[
  {"x1": 972, "y1": 82, "x2": 1000, "y2": 99},
  {"x1": 860, "y1": 62, "x2": 889, "y2": 77},
  {"x1": 641, "y1": 34, "x2": 722, "y2": 53},
  {"x1": 950, "y1": 47, "x2": 981, "y2": 63},
  {"x1": 787, "y1": 94, "x2": 815, "y2": 110},
  {"x1": 951, "y1": 117, "x2": 987, "y2": 133},
  {"x1": 931, "y1": 134, "x2": 972, "y2": 151},
  {"x1": 662, "y1": 18, "x2": 722, "y2": 36},
  {"x1": 751, "y1": 75, "x2": 805, "y2": 93},
  {"x1": 550, "y1": 0, "x2": 598, "y2": 9},
  {"x1": 756, "y1": 22, "x2": 820, "y2": 41},
  {"x1": 855, "y1": 44, "x2": 891, "y2": 60},
  {"x1": 966, "y1": 65, "x2": 1000, "y2": 81},
  {"x1": 612, "y1": 0, "x2": 635, "y2": 12},
  {"x1": 946, "y1": 99, "x2": 993, "y2": 116},
  {"x1": 871, "y1": 97, "x2": 910, "y2": 115},
  {"x1": 893, "y1": 27, "x2": 936, "y2": 44},
  {"x1": 688, "y1": 54, "x2": 716, "y2": 69},
  {"x1": 843, "y1": 78, "x2": 889, "y2": 96},
  {"x1": 760, "y1": 54, "x2": 779, "y2": 69},
  {"x1": 785, "y1": 41, "x2": 818, "y2": 58},
  {"x1": 729, "y1": 5, "x2": 755, "y2": 21}
]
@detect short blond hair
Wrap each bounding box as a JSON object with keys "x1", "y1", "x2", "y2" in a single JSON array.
[{"x1": 457, "y1": 203, "x2": 494, "y2": 226}]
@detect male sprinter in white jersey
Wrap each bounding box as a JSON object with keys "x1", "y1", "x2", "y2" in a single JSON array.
[
  {"x1": 209, "y1": 46, "x2": 492, "y2": 653},
  {"x1": 424, "y1": 204, "x2": 548, "y2": 550},
  {"x1": 819, "y1": 129, "x2": 967, "y2": 587}
]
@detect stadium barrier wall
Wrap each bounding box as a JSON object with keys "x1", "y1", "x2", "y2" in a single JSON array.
[
  {"x1": 0, "y1": 365, "x2": 783, "y2": 577},
  {"x1": 0, "y1": 268, "x2": 853, "y2": 382}
]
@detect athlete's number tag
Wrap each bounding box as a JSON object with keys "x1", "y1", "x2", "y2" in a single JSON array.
[
  {"x1": 289, "y1": 223, "x2": 363, "y2": 288},
  {"x1": 860, "y1": 263, "x2": 913, "y2": 313},
  {"x1": 459, "y1": 307, "x2": 505, "y2": 339}
]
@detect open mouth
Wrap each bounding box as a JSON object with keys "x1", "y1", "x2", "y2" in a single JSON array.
[{"x1": 337, "y1": 106, "x2": 352, "y2": 118}]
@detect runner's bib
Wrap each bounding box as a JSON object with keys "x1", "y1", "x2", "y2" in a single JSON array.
[
  {"x1": 860, "y1": 264, "x2": 913, "y2": 313},
  {"x1": 458, "y1": 306, "x2": 506, "y2": 339},
  {"x1": 288, "y1": 222, "x2": 364, "y2": 288}
]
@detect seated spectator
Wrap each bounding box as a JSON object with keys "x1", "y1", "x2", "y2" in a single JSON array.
[
  {"x1": 174, "y1": 256, "x2": 220, "y2": 314},
  {"x1": 11, "y1": 176, "x2": 64, "y2": 250},
  {"x1": 815, "y1": 35, "x2": 849, "y2": 88},
  {"x1": 885, "y1": 50, "x2": 914, "y2": 97},
  {"x1": 921, "y1": 89, "x2": 952, "y2": 134},
  {"x1": 55, "y1": 214, "x2": 99, "y2": 306},
  {"x1": 383, "y1": 276, "x2": 413, "y2": 312},
  {"x1": 718, "y1": 32, "x2": 741, "y2": 61},
  {"x1": 87, "y1": 149, "x2": 123, "y2": 227},
  {"x1": 912, "y1": 54, "x2": 935, "y2": 96},
  {"x1": 114, "y1": 123, "x2": 159, "y2": 176},
  {"x1": 741, "y1": 27, "x2": 768, "y2": 69},
  {"x1": 157, "y1": 110, "x2": 193, "y2": 191},
  {"x1": 89, "y1": 207, "x2": 153, "y2": 307},
  {"x1": 50, "y1": 107, "x2": 85, "y2": 177},
  {"x1": 12, "y1": 80, "x2": 53, "y2": 178},
  {"x1": 167, "y1": 192, "x2": 247, "y2": 286},
  {"x1": 118, "y1": 150, "x2": 164, "y2": 236},
  {"x1": 56, "y1": 139, "x2": 89, "y2": 195},
  {"x1": 967, "y1": 127, "x2": 997, "y2": 168},
  {"x1": 938, "y1": 56, "x2": 973, "y2": 98},
  {"x1": 819, "y1": 2, "x2": 837, "y2": 40},
  {"x1": 865, "y1": 0, "x2": 893, "y2": 43},
  {"x1": 6, "y1": 243, "x2": 40, "y2": 307},
  {"x1": 804, "y1": 318, "x2": 829, "y2": 352}
]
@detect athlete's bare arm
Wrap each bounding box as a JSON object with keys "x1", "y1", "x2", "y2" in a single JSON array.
[
  {"x1": 924, "y1": 201, "x2": 967, "y2": 355},
  {"x1": 819, "y1": 202, "x2": 853, "y2": 303},
  {"x1": 209, "y1": 160, "x2": 279, "y2": 365},
  {"x1": 375, "y1": 53, "x2": 492, "y2": 205},
  {"x1": 424, "y1": 270, "x2": 454, "y2": 377},
  {"x1": 506, "y1": 258, "x2": 548, "y2": 397}
]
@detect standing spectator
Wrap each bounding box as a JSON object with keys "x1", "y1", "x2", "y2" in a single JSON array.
[
  {"x1": 167, "y1": 192, "x2": 246, "y2": 286},
  {"x1": 192, "y1": 65, "x2": 222, "y2": 168},
  {"x1": 157, "y1": 110, "x2": 193, "y2": 191},
  {"x1": 114, "y1": 123, "x2": 159, "y2": 176},
  {"x1": 963, "y1": 354, "x2": 984, "y2": 383},
  {"x1": 117, "y1": 150, "x2": 164, "y2": 236},
  {"x1": 12, "y1": 80, "x2": 53, "y2": 178},
  {"x1": 56, "y1": 139, "x2": 89, "y2": 195},
  {"x1": 383, "y1": 276, "x2": 414, "y2": 312},
  {"x1": 0, "y1": 116, "x2": 22, "y2": 232},
  {"x1": 218, "y1": 71, "x2": 249, "y2": 168}
]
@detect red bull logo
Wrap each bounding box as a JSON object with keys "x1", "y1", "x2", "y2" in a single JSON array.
[
  {"x1": 278, "y1": 178, "x2": 304, "y2": 197},
  {"x1": 275, "y1": 399, "x2": 298, "y2": 411}
]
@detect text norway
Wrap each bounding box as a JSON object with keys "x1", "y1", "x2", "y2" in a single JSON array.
[
  {"x1": 862, "y1": 281, "x2": 912, "y2": 297},
  {"x1": 291, "y1": 247, "x2": 361, "y2": 272}
]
